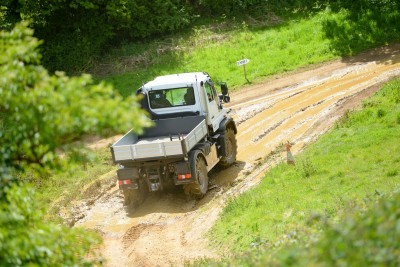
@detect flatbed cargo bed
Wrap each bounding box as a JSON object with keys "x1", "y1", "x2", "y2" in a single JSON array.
[{"x1": 111, "y1": 116, "x2": 207, "y2": 163}]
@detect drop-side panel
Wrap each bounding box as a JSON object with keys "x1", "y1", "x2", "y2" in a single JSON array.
[
  {"x1": 184, "y1": 119, "x2": 208, "y2": 153},
  {"x1": 113, "y1": 145, "x2": 133, "y2": 161}
]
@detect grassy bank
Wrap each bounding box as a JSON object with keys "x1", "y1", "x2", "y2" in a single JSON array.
[
  {"x1": 102, "y1": 11, "x2": 336, "y2": 97},
  {"x1": 202, "y1": 79, "x2": 400, "y2": 265},
  {"x1": 98, "y1": 8, "x2": 399, "y2": 97},
  {"x1": 29, "y1": 146, "x2": 116, "y2": 220}
]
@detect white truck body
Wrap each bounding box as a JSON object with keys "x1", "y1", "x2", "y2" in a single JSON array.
[{"x1": 110, "y1": 72, "x2": 237, "y2": 204}]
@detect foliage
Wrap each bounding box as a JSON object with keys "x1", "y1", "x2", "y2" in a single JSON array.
[
  {"x1": 331, "y1": 0, "x2": 400, "y2": 13},
  {"x1": 323, "y1": 1, "x2": 400, "y2": 56},
  {"x1": 0, "y1": 184, "x2": 102, "y2": 266},
  {"x1": 275, "y1": 191, "x2": 400, "y2": 267},
  {"x1": 1, "y1": 0, "x2": 399, "y2": 73},
  {"x1": 204, "y1": 79, "x2": 400, "y2": 265},
  {"x1": 0, "y1": 22, "x2": 150, "y2": 173},
  {"x1": 0, "y1": 22, "x2": 149, "y2": 265},
  {"x1": 1, "y1": 0, "x2": 192, "y2": 72}
]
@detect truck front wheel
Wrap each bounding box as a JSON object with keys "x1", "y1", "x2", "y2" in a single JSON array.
[
  {"x1": 184, "y1": 155, "x2": 208, "y2": 199},
  {"x1": 219, "y1": 128, "x2": 237, "y2": 168}
]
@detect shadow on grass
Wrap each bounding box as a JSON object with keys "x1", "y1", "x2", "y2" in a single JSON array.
[{"x1": 321, "y1": 7, "x2": 400, "y2": 63}]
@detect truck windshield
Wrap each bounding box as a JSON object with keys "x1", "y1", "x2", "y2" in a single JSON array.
[{"x1": 149, "y1": 87, "x2": 195, "y2": 109}]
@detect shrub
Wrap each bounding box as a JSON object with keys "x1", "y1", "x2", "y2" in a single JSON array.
[{"x1": 0, "y1": 183, "x2": 101, "y2": 266}]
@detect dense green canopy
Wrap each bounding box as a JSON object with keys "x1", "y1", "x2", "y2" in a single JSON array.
[
  {"x1": 1, "y1": 0, "x2": 398, "y2": 72},
  {"x1": 0, "y1": 22, "x2": 149, "y2": 266}
]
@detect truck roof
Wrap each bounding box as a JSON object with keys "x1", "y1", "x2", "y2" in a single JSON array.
[{"x1": 142, "y1": 72, "x2": 209, "y2": 90}]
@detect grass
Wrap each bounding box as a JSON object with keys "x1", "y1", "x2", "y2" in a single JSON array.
[
  {"x1": 31, "y1": 146, "x2": 117, "y2": 220},
  {"x1": 100, "y1": 11, "x2": 336, "y2": 97},
  {"x1": 96, "y1": 7, "x2": 400, "y2": 98},
  {"x1": 203, "y1": 79, "x2": 400, "y2": 265}
]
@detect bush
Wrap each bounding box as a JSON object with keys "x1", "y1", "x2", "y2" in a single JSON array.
[
  {"x1": 287, "y1": 191, "x2": 400, "y2": 266},
  {"x1": 0, "y1": 183, "x2": 101, "y2": 266},
  {"x1": 0, "y1": 22, "x2": 150, "y2": 266},
  {"x1": 1, "y1": 0, "x2": 192, "y2": 72},
  {"x1": 0, "y1": 22, "x2": 150, "y2": 171}
]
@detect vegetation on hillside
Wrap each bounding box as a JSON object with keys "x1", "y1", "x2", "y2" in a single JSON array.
[
  {"x1": 0, "y1": 22, "x2": 149, "y2": 266},
  {"x1": 102, "y1": 3, "x2": 400, "y2": 97},
  {"x1": 0, "y1": 1, "x2": 399, "y2": 265},
  {"x1": 200, "y1": 79, "x2": 400, "y2": 266},
  {"x1": 1, "y1": 1, "x2": 399, "y2": 74}
]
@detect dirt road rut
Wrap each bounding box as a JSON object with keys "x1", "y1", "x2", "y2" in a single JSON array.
[{"x1": 75, "y1": 44, "x2": 400, "y2": 266}]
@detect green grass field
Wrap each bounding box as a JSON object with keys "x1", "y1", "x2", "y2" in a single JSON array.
[
  {"x1": 97, "y1": 7, "x2": 399, "y2": 98},
  {"x1": 201, "y1": 79, "x2": 400, "y2": 266},
  {"x1": 101, "y1": 11, "x2": 336, "y2": 97}
]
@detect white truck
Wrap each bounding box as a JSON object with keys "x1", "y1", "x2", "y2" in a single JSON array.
[{"x1": 110, "y1": 72, "x2": 237, "y2": 207}]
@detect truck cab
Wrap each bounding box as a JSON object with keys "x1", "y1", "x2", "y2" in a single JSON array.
[{"x1": 137, "y1": 72, "x2": 228, "y2": 133}]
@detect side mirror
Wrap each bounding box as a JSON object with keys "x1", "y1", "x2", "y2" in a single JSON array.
[
  {"x1": 219, "y1": 82, "x2": 230, "y2": 103},
  {"x1": 220, "y1": 82, "x2": 228, "y2": 96}
]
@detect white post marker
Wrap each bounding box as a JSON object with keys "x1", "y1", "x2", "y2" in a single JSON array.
[{"x1": 237, "y1": 58, "x2": 250, "y2": 82}]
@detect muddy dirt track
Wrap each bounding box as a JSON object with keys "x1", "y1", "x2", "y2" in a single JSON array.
[{"x1": 75, "y1": 44, "x2": 400, "y2": 266}]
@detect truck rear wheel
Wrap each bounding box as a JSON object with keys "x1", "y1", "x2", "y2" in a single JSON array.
[
  {"x1": 123, "y1": 180, "x2": 147, "y2": 209},
  {"x1": 219, "y1": 128, "x2": 237, "y2": 168},
  {"x1": 184, "y1": 156, "x2": 208, "y2": 199}
]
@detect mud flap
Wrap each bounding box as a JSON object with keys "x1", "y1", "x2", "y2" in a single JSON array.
[
  {"x1": 117, "y1": 168, "x2": 140, "y2": 190},
  {"x1": 218, "y1": 134, "x2": 227, "y2": 157},
  {"x1": 174, "y1": 161, "x2": 194, "y2": 185}
]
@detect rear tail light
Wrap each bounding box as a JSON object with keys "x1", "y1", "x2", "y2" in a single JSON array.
[
  {"x1": 118, "y1": 180, "x2": 132, "y2": 186},
  {"x1": 177, "y1": 174, "x2": 192, "y2": 180}
]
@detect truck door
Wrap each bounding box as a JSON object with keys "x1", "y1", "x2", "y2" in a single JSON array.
[{"x1": 204, "y1": 80, "x2": 222, "y2": 132}]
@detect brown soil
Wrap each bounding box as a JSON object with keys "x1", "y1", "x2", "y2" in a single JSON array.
[{"x1": 73, "y1": 43, "x2": 400, "y2": 266}]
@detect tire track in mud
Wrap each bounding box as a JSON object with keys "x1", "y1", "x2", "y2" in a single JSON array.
[
  {"x1": 234, "y1": 62, "x2": 400, "y2": 164},
  {"x1": 74, "y1": 44, "x2": 400, "y2": 267}
]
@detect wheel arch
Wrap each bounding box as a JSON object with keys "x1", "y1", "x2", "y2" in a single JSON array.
[
  {"x1": 218, "y1": 117, "x2": 237, "y2": 134},
  {"x1": 189, "y1": 149, "x2": 207, "y2": 169}
]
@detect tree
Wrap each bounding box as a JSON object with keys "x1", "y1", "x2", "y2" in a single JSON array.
[
  {"x1": 0, "y1": 21, "x2": 150, "y2": 172},
  {"x1": 1, "y1": 0, "x2": 192, "y2": 72},
  {"x1": 0, "y1": 22, "x2": 150, "y2": 265}
]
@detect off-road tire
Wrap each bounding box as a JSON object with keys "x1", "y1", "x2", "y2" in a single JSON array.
[
  {"x1": 123, "y1": 180, "x2": 147, "y2": 209},
  {"x1": 183, "y1": 156, "x2": 208, "y2": 199},
  {"x1": 219, "y1": 128, "x2": 237, "y2": 168}
]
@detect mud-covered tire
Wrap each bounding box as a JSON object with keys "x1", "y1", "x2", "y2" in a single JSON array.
[
  {"x1": 219, "y1": 128, "x2": 237, "y2": 168},
  {"x1": 123, "y1": 180, "x2": 147, "y2": 209},
  {"x1": 183, "y1": 156, "x2": 208, "y2": 199}
]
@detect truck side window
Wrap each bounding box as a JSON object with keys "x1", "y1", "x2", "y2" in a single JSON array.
[{"x1": 204, "y1": 82, "x2": 215, "y2": 102}]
